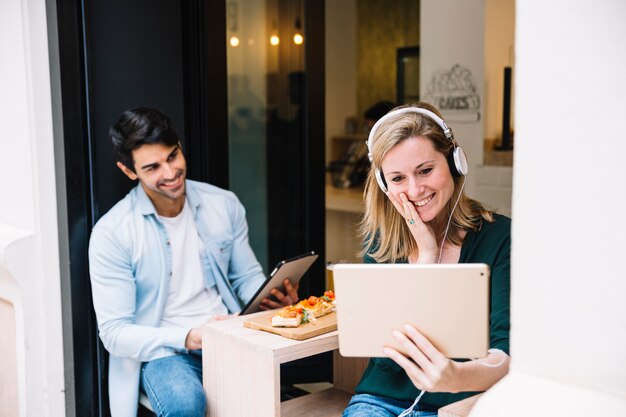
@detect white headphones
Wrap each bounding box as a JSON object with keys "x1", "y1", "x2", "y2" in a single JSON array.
[{"x1": 366, "y1": 106, "x2": 468, "y2": 192}]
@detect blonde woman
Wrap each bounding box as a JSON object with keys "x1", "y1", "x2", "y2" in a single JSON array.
[{"x1": 343, "y1": 103, "x2": 511, "y2": 417}]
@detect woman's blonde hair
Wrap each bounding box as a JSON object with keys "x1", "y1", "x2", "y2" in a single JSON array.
[{"x1": 359, "y1": 102, "x2": 494, "y2": 263}]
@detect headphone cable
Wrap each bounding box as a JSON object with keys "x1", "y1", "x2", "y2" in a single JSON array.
[{"x1": 437, "y1": 175, "x2": 467, "y2": 264}]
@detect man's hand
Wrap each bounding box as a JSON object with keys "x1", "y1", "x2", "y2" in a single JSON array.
[
  {"x1": 185, "y1": 327, "x2": 203, "y2": 350},
  {"x1": 259, "y1": 278, "x2": 299, "y2": 310},
  {"x1": 184, "y1": 314, "x2": 240, "y2": 350}
]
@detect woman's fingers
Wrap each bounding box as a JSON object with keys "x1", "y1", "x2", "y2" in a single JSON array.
[
  {"x1": 388, "y1": 191, "x2": 421, "y2": 228},
  {"x1": 401, "y1": 324, "x2": 452, "y2": 386},
  {"x1": 400, "y1": 193, "x2": 411, "y2": 218},
  {"x1": 387, "y1": 192, "x2": 424, "y2": 229},
  {"x1": 386, "y1": 192, "x2": 438, "y2": 263},
  {"x1": 400, "y1": 193, "x2": 424, "y2": 227},
  {"x1": 385, "y1": 191, "x2": 406, "y2": 216},
  {"x1": 383, "y1": 346, "x2": 431, "y2": 390},
  {"x1": 386, "y1": 325, "x2": 454, "y2": 391},
  {"x1": 391, "y1": 329, "x2": 437, "y2": 376},
  {"x1": 403, "y1": 324, "x2": 448, "y2": 366}
]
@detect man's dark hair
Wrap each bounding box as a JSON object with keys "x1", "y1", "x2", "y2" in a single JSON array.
[
  {"x1": 364, "y1": 101, "x2": 396, "y2": 122},
  {"x1": 110, "y1": 107, "x2": 180, "y2": 171}
]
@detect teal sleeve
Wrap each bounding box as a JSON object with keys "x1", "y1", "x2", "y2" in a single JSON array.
[{"x1": 487, "y1": 231, "x2": 511, "y2": 355}]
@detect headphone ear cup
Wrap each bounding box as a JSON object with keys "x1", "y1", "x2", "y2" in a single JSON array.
[
  {"x1": 374, "y1": 168, "x2": 388, "y2": 192},
  {"x1": 447, "y1": 146, "x2": 468, "y2": 177}
]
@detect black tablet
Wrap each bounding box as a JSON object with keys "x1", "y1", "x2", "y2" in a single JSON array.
[{"x1": 241, "y1": 251, "x2": 318, "y2": 315}]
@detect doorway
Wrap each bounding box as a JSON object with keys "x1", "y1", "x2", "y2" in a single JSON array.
[{"x1": 53, "y1": 0, "x2": 325, "y2": 414}]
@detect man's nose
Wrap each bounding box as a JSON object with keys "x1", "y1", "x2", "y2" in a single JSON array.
[{"x1": 162, "y1": 163, "x2": 175, "y2": 178}]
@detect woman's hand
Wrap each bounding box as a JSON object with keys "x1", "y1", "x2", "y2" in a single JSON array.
[
  {"x1": 386, "y1": 192, "x2": 439, "y2": 263},
  {"x1": 259, "y1": 279, "x2": 299, "y2": 310},
  {"x1": 383, "y1": 324, "x2": 459, "y2": 393}
]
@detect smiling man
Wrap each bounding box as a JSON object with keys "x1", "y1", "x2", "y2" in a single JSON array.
[{"x1": 88, "y1": 108, "x2": 299, "y2": 417}]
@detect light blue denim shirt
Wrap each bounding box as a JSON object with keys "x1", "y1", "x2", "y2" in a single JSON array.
[{"x1": 89, "y1": 180, "x2": 265, "y2": 417}]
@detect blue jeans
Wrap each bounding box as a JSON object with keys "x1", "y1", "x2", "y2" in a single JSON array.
[
  {"x1": 140, "y1": 350, "x2": 206, "y2": 417},
  {"x1": 343, "y1": 393, "x2": 438, "y2": 417}
]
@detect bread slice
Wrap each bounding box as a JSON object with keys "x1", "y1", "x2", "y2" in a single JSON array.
[
  {"x1": 271, "y1": 291, "x2": 336, "y2": 327},
  {"x1": 271, "y1": 306, "x2": 304, "y2": 327}
]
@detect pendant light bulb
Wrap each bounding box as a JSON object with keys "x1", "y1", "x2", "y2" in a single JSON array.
[{"x1": 293, "y1": 17, "x2": 303, "y2": 45}]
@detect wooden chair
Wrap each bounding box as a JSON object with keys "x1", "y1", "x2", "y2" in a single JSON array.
[{"x1": 138, "y1": 392, "x2": 156, "y2": 416}]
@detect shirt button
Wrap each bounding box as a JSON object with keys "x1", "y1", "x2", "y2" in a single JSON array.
[
  {"x1": 166, "y1": 241, "x2": 170, "y2": 245},
  {"x1": 169, "y1": 271, "x2": 172, "y2": 276}
]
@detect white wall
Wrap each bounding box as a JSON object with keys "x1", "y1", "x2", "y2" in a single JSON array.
[
  {"x1": 421, "y1": 0, "x2": 485, "y2": 197},
  {"x1": 472, "y1": 1, "x2": 626, "y2": 415},
  {"x1": 0, "y1": 0, "x2": 35, "y2": 231},
  {"x1": 0, "y1": 0, "x2": 67, "y2": 416}
]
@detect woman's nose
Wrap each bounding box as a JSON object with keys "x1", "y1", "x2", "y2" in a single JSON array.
[{"x1": 406, "y1": 179, "x2": 423, "y2": 200}]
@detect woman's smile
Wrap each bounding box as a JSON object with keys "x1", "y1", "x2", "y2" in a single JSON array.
[{"x1": 413, "y1": 193, "x2": 435, "y2": 208}]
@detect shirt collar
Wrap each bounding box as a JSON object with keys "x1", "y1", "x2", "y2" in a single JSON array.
[
  {"x1": 136, "y1": 184, "x2": 157, "y2": 216},
  {"x1": 185, "y1": 180, "x2": 201, "y2": 217}
]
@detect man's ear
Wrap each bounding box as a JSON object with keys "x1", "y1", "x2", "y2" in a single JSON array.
[{"x1": 116, "y1": 161, "x2": 138, "y2": 181}]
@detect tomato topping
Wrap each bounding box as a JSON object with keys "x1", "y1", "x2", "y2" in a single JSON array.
[{"x1": 283, "y1": 306, "x2": 303, "y2": 318}]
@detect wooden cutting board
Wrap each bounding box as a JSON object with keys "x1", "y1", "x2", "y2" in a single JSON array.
[{"x1": 243, "y1": 310, "x2": 337, "y2": 340}]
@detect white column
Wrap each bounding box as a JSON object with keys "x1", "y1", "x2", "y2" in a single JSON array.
[
  {"x1": 0, "y1": 0, "x2": 67, "y2": 416},
  {"x1": 472, "y1": 1, "x2": 626, "y2": 415}
]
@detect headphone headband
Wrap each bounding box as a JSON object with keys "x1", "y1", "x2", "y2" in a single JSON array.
[
  {"x1": 366, "y1": 107, "x2": 452, "y2": 162},
  {"x1": 366, "y1": 106, "x2": 468, "y2": 193}
]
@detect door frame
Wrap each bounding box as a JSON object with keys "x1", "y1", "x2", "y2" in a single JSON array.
[{"x1": 50, "y1": 0, "x2": 325, "y2": 414}]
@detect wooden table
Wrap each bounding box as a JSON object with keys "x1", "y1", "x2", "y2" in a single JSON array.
[
  {"x1": 202, "y1": 311, "x2": 349, "y2": 417},
  {"x1": 202, "y1": 311, "x2": 482, "y2": 417}
]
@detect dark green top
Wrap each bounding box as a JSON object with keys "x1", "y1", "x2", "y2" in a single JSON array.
[{"x1": 354, "y1": 213, "x2": 511, "y2": 410}]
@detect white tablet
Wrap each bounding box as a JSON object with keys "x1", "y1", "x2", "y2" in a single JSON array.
[
  {"x1": 241, "y1": 251, "x2": 318, "y2": 315},
  {"x1": 333, "y1": 263, "x2": 490, "y2": 359}
]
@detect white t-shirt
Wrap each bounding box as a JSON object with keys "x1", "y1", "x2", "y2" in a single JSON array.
[{"x1": 158, "y1": 199, "x2": 228, "y2": 328}]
